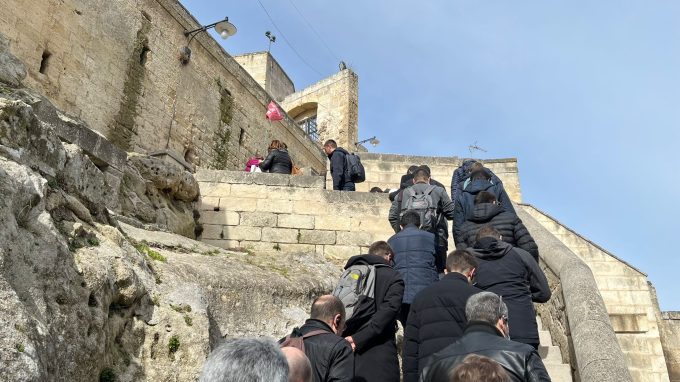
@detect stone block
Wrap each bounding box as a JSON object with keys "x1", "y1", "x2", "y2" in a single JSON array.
[
  {"x1": 199, "y1": 182, "x2": 231, "y2": 197},
  {"x1": 299, "y1": 230, "x2": 336, "y2": 245},
  {"x1": 201, "y1": 224, "x2": 224, "y2": 240},
  {"x1": 278, "y1": 214, "x2": 315, "y2": 229},
  {"x1": 351, "y1": 216, "x2": 394, "y2": 233},
  {"x1": 262, "y1": 227, "x2": 299, "y2": 243},
  {"x1": 278, "y1": 243, "x2": 317, "y2": 254},
  {"x1": 336, "y1": 231, "x2": 373, "y2": 247},
  {"x1": 293, "y1": 200, "x2": 327, "y2": 215},
  {"x1": 200, "y1": 210, "x2": 240, "y2": 226},
  {"x1": 610, "y1": 314, "x2": 650, "y2": 333},
  {"x1": 324, "y1": 245, "x2": 360, "y2": 262},
  {"x1": 222, "y1": 226, "x2": 262, "y2": 241},
  {"x1": 289, "y1": 175, "x2": 325, "y2": 189},
  {"x1": 201, "y1": 239, "x2": 239, "y2": 250},
  {"x1": 256, "y1": 199, "x2": 293, "y2": 213},
  {"x1": 198, "y1": 196, "x2": 220, "y2": 211},
  {"x1": 315, "y1": 215, "x2": 351, "y2": 231},
  {"x1": 218, "y1": 197, "x2": 258, "y2": 212},
  {"x1": 240, "y1": 212, "x2": 277, "y2": 227},
  {"x1": 231, "y1": 183, "x2": 269, "y2": 199}
]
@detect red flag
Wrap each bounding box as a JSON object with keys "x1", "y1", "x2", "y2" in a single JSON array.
[{"x1": 266, "y1": 101, "x2": 283, "y2": 121}]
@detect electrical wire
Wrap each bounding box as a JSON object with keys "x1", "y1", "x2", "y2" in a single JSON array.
[
  {"x1": 255, "y1": 0, "x2": 325, "y2": 77},
  {"x1": 286, "y1": 0, "x2": 341, "y2": 62}
]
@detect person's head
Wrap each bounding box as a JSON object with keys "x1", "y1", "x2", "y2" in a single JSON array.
[
  {"x1": 407, "y1": 165, "x2": 419, "y2": 175},
  {"x1": 369, "y1": 187, "x2": 383, "y2": 193},
  {"x1": 465, "y1": 291, "x2": 510, "y2": 338},
  {"x1": 474, "y1": 191, "x2": 497, "y2": 205},
  {"x1": 310, "y1": 295, "x2": 346, "y2": 334},
  {"x1": 445, "y1": 249, "x2": 477, "y2": 283},
  {"x1": 269, "y1": 140, "x2": 282, "y2": 151},
  {"x1": 281, "y1": 347, "x2": 312, "y2": 382},
  {"x1": 199, "y1": 338, "x2": 288, "y2": 382},
  {"x1": 254, "y1": 152, "x2": 264, "y2": 160},
  {"x1": 469, "y1": 162, "x2": 484, "y2": 174},
  {"x1": 369, "y1": 240, "x2": 394, "y2": 263},
  {"x1": 475, "y1": 225, "x2": 502, "y2": 242},
  {"x1": 400, "y1": 210, "x2": 421, "y2": 229},
  {"x1": 448, "y1": 354, "x2": 510, "y2": 382},
  {"x1": 280, "y1": 141, "x2": 288, "y2": 150},
  {"x1": 412, "y1": 168, "x2": 431, "y2": 184},
  {"x1": 323, "y1": 139, "x2": 337, "y2": 155}
]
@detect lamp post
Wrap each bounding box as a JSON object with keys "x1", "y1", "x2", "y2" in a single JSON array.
[
  {"x1": 355, "y1": 136, "x2": 380, "y2": 149},
  {"x1": 179, "y1": 17, "x2": 237, "y2": 64}
]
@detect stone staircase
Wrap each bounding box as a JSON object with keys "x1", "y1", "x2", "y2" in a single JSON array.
[{"x1": 537, "y1": 316, "x2": 573, "y2": 382}]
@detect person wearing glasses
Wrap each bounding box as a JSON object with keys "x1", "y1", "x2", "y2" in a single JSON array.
[{"x1": 420, "y1": 292, "x2": 551, "y2": 382}]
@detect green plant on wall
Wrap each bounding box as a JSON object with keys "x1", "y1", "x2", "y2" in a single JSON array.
[{"x1": 209, "y1": 85, "x2": 235, "y2": 169}]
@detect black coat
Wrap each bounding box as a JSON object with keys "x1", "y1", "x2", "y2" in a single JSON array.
[
  {"x1": 328, "y1": 147, "x2": 354, "y2": 190},
  {"x1": 295, "y1": 319, "x2": 354, "y2": 382},
  {"x1": 342, "y1": 255, "x2": 405, "y2": 382},
  {"x1": 453, "y1": 178, "x2": 515, "y2": 239},
  {"x1": 260, "y1": 149, "x2": 292, "y2": 174},
  {"x1": 388, "y1": 225, "x2": 438, "y2": 304},
  {"x1": 420, "y1": 321, "x2": 551, "y2": 382},
  {"x1": 455, "y1": 203, "x2": 539, "y2": 261},
  {"x1": 403, "y1": 273, "x2": 482, "y2": 382},
  {"x1": 470, "y1": 238, "x2": 551, "y2": 345}
]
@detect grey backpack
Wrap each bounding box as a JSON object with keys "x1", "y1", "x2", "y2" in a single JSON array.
[
  {"x1": 332, "y1": 263, "x2": 383, "y2": 325},
  {"x1": 400, "y1": 185, "x2": 438, "y2": 231}
]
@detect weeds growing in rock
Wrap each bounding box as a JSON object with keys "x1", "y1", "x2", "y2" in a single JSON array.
[
  {"x1": 15, "y1": 343, "x2": 24, "y2": 353},
  {"x1": 134, "y1": 242, "x2": 167, "y2": 262},
  {"x1": 87, "y1": 237, "x2": 100, "y2": 246},
  {"x1": 99, "y1": 367, "x2": 116, "y2": 382},
  {"x1": 170, "y1": 304, "x2": 192, "y2": 313},
  {"x1": 273, "y1": 243, "x2": 281, "y2": 251},
  {"x1": 151, "y1": 294, "x2": 160, "y2": 306},
  {"x1": 168, "y1": 335, "x2": 180, "y2": 354},
  {"x1": 184, "y1": 315, "x2": 193, "y2": 326},
  {"x1": 201, "y1": 249, "x2": 219, "y2": 256}
]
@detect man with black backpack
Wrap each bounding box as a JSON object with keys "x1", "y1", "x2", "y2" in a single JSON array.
[
  {"x1": 280, "y1": 295, "x2": 354, "y2": 382},
  {"x1": 335, "y1": 241, "x2": 404, "y2": 382},
  {"x1": 323, "y1": 139, "x2": 365, "y2": 191},
  {"x1": 388, "y1": 166, "x2": 456, "y2": 273}
]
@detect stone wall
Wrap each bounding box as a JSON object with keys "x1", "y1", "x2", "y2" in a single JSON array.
[
  {"x1": 523, "y1": 205, "x2": 670, "y2": 382},
  {"x1": 659, "y1": 312, "x2": 680, "y2": 381},
  {"x1": 233, "y1": 52, "x2": 294, "y2": 102},
  {"x1": 196, "y1": 170, "x2": 394, "y2": 264},
  {"x1": 0, "y1": 0, "x2": 326, "y2": 172},
  {"x1": 350, "y1": 152, "x2": 523, "y2": 202},
  {"x1": 282, "y1": 69, "x2": 359, "y2": 148}
]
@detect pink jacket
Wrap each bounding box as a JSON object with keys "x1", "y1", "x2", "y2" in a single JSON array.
[{"x1": 244, "y1": 157, "x2": 261, "y2": 172}]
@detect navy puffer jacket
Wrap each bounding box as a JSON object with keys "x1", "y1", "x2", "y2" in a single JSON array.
[
  {"x1": 388, "y1": 225, "x2": 438, "y2": 304},
  {"x1": 453, "y1": 178, "x2": 515, "y2": 239}
]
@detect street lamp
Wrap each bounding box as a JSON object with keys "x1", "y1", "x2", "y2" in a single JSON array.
[
  {"x1": 180, "y1": 17, "x2": 237, "y2": 64},
  {"x1": 355, "y1": 136, "x2": 380, "y2": 148}
]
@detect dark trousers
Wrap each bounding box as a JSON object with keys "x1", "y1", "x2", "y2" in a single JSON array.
[{"x1": 341, "y1": 182, "x2": 356, "y2": 191}]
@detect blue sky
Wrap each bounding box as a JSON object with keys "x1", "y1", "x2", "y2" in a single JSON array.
[{"x1": 181, "y1": 1, "x2": 680, "y2": 310}]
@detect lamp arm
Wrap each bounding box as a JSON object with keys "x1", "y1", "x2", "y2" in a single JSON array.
[{"x1": 183, "y1": 17, "x2": 229, "y2": 39}]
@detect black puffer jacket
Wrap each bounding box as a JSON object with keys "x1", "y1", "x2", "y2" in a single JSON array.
[
  {"x1": 420, "y1": 321, "x2": 551, "y2": 382},
  {"x1": 403, "y1": 273, "x2": 482, "y2": 382},
  {"x1": 291, "y1": 319, "x2": 354, "y2": 382},
  {"x1": 470, "y1": 238, "x2": 551, "y2": 346},
  {"x1": 453, "y1": 178, "x2": 515, "y2": 239},
  {"x1": 260, "y1": 148, "x2": 292, "y2": 174},
  {"x1": 455, "y1": 203, "x2": 539, "y2": 261}
]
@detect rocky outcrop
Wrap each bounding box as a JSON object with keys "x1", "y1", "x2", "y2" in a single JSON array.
[{"x1": 0, "y1": 86, "x2": 338, "y2": 381}]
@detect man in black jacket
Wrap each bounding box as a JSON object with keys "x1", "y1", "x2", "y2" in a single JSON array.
[
  {"x1": 323, "y1": 139, "x2": 354, "y2": 191},
  {"x1": 343, "y1": 241, "x2": 405, "y2": 382},
  {"x1": 387, "y1": 210, "x2": 438, "y2": 326},
  {"x1": 283, "y1": 295, "x2": 354, "y2": 382},
  {"x1": 420, "y1": 291, "x2": 551, "y2": 382},
  {"x1": 402, "y1": 250, "x2": 482, "y2": 382},
  {"x1": 469, "y1": 226, "x2": 551, "y2": 349},
  {"x1": 455, "y1": 191, "x2": 539, "y2": 261}
]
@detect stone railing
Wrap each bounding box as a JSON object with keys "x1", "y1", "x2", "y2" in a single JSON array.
[
  {"x1": 195, "y1": 170, "x2": 395, "y2": 264},
  {"x1": 517, "y1": 205, "x2": 633, "y2": 382}
]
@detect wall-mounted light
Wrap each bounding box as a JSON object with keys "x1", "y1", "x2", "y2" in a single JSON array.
[
  {"x1": 180, "y1": 17, "x2": 237, "y2": 64},
  {"x1": 356, "y1": 136, "x2": 380, "y2": 148}
]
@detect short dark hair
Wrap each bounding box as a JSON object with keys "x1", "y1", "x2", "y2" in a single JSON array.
[
  {"x1": 470, "y1": 169, "x2": 491, "y2": 181},
  {"x1": 448, "y1": 354, "x2": 510, "y2": 382},
  {"x1": 413, "y1": 168, "x2": 430, "y2": 182},
  {"x1": 474, "y1": 191, "x2": 497, "y2": 205},
  {"x1": 323, "y1": 139, "x2": 337, "y2": 148},
  {"x1": 475, "y1": 225, "x2": 501, "y2": 241},
  {"x1": 446, "y1": 249, "x2": 478, "y2": 273},
  {"x1": 400, "y1": 210, "x2": 421, "y2": 227},
  {"x1": 310, "y1": 295, "x2": 345, "y2": 323},
  {"x1": 369, "y1": 187, "x2": 383, "y2": 193},
  {"x1": 407, "y1": 165, "x2": 419, "y2": 175},
  {"x1": 369, "y1": 241, "x2": 393, "y2": 257}
]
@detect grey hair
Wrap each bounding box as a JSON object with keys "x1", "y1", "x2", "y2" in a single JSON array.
[
  {"x1": 465, "y1": 291, "x2": 509, "y2": 324},
  {"x1": 199, "y1": 337, "x2": 289, "y2": 382}
]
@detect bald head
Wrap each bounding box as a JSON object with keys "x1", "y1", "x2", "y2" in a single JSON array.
[{"x1": 281, "y1": 347, "x2": 312, "y2": 382}]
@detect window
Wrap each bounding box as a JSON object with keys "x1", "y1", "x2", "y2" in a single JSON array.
[{"x1": 300, "y1": 116, "x2": 319, "y2": 142}]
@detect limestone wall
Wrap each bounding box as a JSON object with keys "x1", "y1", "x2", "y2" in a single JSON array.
[
  {"x1": 348, "y1": 152, "x2": 523, "y2": 202},
  {"x1": 523, "y1": 205, "x2": 670, "y2": 382},
  {"x1": 659, "y1": 312, "x2": 680, "y2": 381},
  {"x1": 0, "y1": 0, "x2": 326, "y2": 172},
  {"x1": 233, "y1": 52, "x2": 295, "y2": 102},
  {"x1": 196, "y1": 170, "x2": 395, "y2": 264},
  {"x1": 282, "y1": 70, "x2": 359, "y2": 148}
]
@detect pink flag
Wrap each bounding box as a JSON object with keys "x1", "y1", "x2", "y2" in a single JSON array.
[{"x1": 266, "y1": 101, "x2": 283, "y2": 121}]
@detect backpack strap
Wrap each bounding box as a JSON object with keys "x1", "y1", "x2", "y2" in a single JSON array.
[
  {"x1": 424, "y1": 185, "x2": 436, "y2": 195},
  {"x1": 302, "y1": 329, "x2": 328, "y2": 339}
]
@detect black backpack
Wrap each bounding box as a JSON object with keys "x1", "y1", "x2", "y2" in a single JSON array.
[{"x1": 344, "y1": 152, "x2": 366, "y2": 183}]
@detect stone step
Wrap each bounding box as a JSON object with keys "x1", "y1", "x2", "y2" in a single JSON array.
[
  {"x1": 539, "y1": 330, "x2": 552, "y2": 347},
  {"x1": 539, "y1": 345, "x2": 563, "y2": 364},
  {"x1": 545, "y1": 363, "x2": 573, "y2": 382}
]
